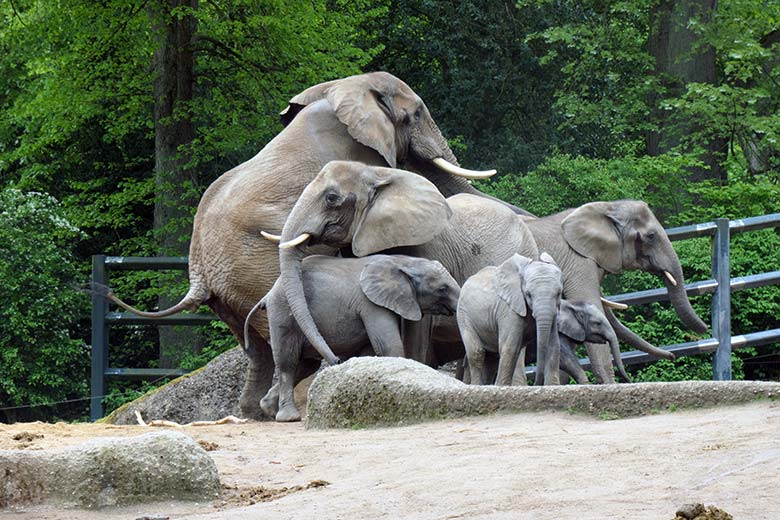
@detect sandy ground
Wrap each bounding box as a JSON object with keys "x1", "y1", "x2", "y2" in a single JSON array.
[{"x1": 2, "y1": 399, "x2": 780, "y2": 520}]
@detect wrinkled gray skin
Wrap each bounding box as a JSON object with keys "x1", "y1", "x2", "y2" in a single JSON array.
[
  {"x1": 278, "y1": 162, "x2": 539, "y2": 373},
  {"x1": 101, "y1": 72, "x2": 528, "y2": 418},
  {"x1": 256, "y1": 254, "x2": 460, "y2": 422},
  {"x1": 522, "y1": 201, "x2": 708, "y2": 383},
  {"x1": 513, "y1": 300, "x2": 632, "y2": 385},
  {"x1": 458, "y1": 254, "x2": 564, "y2": 386}
]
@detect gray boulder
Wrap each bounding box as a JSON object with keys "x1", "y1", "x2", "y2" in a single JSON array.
[
  {"x1": 104, "y1": 347, "x2": 248, "y2": 425},
  {"x1": 306, "y1": 357, "x2": 780, "y2": 429},
  {"x1": 0, "y1": 431, "x2": 220, "y2": 508}
]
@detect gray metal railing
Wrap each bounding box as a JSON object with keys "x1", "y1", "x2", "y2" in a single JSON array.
[{"x1": 91, "y1": 213, "x2": 780, "y2": 419}]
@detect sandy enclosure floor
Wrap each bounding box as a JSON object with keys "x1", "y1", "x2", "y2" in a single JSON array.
[{"x1": 2, "y1": 400, "x2": 780, "y2": 520}]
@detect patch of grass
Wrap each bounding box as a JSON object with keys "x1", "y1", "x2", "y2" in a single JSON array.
[{"x1": 598, "y1": 410, "x2": 621, "y2": 421}]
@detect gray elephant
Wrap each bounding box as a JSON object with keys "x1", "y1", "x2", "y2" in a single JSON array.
[
  {"x1": 512, "y1": 299, "x2": 632, "y2": 385},
  {"x1": 98, "y1": 72, "x2": 530, "y2": 417},
  {"x1": 457, "y1": 253, "x2": 564, "y2": 386},
  {"x1": 275, "y1": 161, "x2": 540, "y2": 371},
  {"x1": 250, "y1": 254, "x2": 460, "y2": 422},
  {"x1": 522, "y1": 200, "x2": 708, "y2": 383}
]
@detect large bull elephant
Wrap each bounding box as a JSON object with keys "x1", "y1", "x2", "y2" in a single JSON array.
[
  {"x1": 521, "y1": 201, "x2": 709, "y2": 383},
  {"x1": 102, "y1": 72, "x2": 527, "y2": 418},
  {"x1": 274, "y1": 162, "x2": 674, "y2": 380}
]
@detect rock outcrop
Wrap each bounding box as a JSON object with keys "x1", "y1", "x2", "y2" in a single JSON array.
[
  {"x1": 0, "y1": 431, "x2": 220, "y2": 508},
  {"x1": 306, "y1": 357, "x2": 780, "y2": 429}
]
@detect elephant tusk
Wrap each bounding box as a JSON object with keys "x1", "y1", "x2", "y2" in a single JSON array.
[
  {"x1": 601, "y1": 297, "x2": 628, "y2": 310},
  {"x1": 279, "y1": 233, "x2": 311, "y2": 249},
  {"x1": 432, "y1": 158, "x2": 497, "y2": 180},
  {"x1": 260, "y1": 230, "x2": 281, "y2": 243},
  {"x1": 664, "y1": 271, "x2": 678, "y2": 286}
]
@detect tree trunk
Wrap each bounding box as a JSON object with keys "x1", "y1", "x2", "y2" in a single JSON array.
[
  {"x1": 151, "y1": 0, "x2": 202, "y2": 368},
  {"x1": 647, "y1": 0, "x2": 727, "y2": 183}
]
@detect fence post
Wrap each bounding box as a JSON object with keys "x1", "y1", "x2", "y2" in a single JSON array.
[
  {"x1": 711, "y1": 218, "x2": 732, "y2": 380},
  {"x1": 90, "y1": 255, "x2": 109, "y2": 421}
]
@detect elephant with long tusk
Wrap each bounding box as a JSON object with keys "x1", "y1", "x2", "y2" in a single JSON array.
[{"x1": 98, "y1": 71, "x2": 530, "y2": 419}]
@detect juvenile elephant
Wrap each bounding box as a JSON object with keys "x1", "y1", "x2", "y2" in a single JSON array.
[
  {"x1": 457, "y1": 254, "x2": 564, "y2": 386},
  {"x1": 512, "y1": 299, "x2": 632, "y2": 385},
  {"x1": 276, "y1": 161, "x2": 539, "y2": 368},
  {"x1": 522, "y1": 201, "x2": 708, "y2": 383},
  {"x1": 251, "y1": 254, "x2": 460, "y2": 422},
  {"x1": 99, "y1": 72, "x2": 524, "y2": 417}
]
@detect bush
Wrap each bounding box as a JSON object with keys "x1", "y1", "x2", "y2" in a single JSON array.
[{"x1": 0, "y1": 189, "x2": 90, "y2": 422}]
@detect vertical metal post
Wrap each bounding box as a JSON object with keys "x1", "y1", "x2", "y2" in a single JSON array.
[
  {"x1": 711, "y1": 218, "x2": 731, "y2": 380},
  {"x1": 90, "y1": 255, "x2": 109, "y2": 421}
]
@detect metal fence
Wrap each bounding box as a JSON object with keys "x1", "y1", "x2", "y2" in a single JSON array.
[{"x1": 90, "y1": 213, "x2": 780, "y2": 420}]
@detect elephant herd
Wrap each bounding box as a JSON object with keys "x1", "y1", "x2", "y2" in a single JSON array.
[{"x1": 106, "y1": 71, "x2": 709, "y2": 422}]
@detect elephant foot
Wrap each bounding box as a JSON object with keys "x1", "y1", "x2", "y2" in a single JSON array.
[
  {"x1": 239, "y1": 370, "x2": 269, "y2": 420},
  {"x1": 260, "y1": 384, "x2": 280, "y2": 418},
  {"x1": 276, "y1": 405, "x2": 302, "y2": 423}
]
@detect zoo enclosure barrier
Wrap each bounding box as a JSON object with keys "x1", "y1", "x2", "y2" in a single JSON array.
[{"x1": 90, "y1": 213, "x2": 780, "y2": 420}]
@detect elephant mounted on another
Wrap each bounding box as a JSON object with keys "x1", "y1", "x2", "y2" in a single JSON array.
[{"x1": 99, "y1": 72, "x2": 527, "y2": 418}]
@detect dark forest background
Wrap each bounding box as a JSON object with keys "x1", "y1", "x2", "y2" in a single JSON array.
[{"x1": 1, "y1": 0, "x2": 778, "y2": 422}]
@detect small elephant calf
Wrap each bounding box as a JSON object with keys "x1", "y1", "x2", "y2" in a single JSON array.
[
  {"x1": 252, "y1": 254, "x2": 460, "y2": 422},
  {"x1": 457, "y1": 253, "x2": 564, "y2": 386}
]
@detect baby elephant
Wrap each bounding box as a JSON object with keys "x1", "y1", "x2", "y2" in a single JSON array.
[
  {"x1": 554, "y1": 300, "x2": 632, "y2": 384},
  {"x1": 457, "y1": 253, "x2": 563, "y2": 386},
  {"x1": 253, "y1": 254, "x2": 460, "y2": 422}
]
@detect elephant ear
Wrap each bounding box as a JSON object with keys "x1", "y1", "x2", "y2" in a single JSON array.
[
  {"x1": 561, "y1": 201, "x2": 625, "y2": 273},
  {"x1": 494, "y1": 254, "x2": 533, "y2": 317},
  {"x1": 279, "y1": 79, "x2": 340, "y2": 126},
  {"x1": 557, "y1": 300, "x2": 587, "y2": 342},
  {"x1": 326, "y1": 80, "x2": 397, "y2": 167},
  {"x1": 360, "y1": 256, "x2": 422, "y2": 321},
  {"x1": 352, "y1": 167, "x2": 452, "y2": 257}
]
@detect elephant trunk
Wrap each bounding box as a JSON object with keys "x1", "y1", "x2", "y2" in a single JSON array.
[
  {"x1": 278, "y1": 235, "x2": 341, "y2": 366},
  {"x1": 603, "y1": 306, "x2": 676, "y2": 360},
  {"x1": 534, "y1": 311, "x2": 560, "y2": 386},
  {"x1": 605, "y1": 328, "x2": 632, "y2": 383},
  {"x1": 663, "y1": 263, "x2": 708, "y2": 334}
]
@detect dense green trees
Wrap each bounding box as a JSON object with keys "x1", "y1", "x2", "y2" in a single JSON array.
[{"x1": 1, "y1": 0, "x2": 778, "y2": 420}]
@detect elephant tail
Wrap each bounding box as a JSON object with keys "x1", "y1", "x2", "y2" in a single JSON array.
[
  {"x1": 242, "y1": 295, "x2": 268, "y2": 354},
  {"x1": 85, "y1": 277, "x2": 209, "y2": 318}
]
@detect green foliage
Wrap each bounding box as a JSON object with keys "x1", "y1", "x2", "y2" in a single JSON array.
[{"x1": 0, "y1": 189, "x2": 89, "y2": 421}]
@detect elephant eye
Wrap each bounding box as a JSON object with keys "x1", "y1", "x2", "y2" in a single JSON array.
[
  {"x1": 325, "y1": 192, "x2": 340, "y2": 207},
  {"x1": 646, "y1": 231, "x2": 656, "y2": 243}
]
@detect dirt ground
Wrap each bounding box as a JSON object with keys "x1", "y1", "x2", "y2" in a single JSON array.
[{"x1": 2, "y1": 399, "x2": 780, "y2": 520}]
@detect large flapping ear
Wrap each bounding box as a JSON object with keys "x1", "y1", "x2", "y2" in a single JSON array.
[
  {"x1": 557, "y1": 300, "x2": 587, "y2": 342},
  {"x1": 494, "y1": 254, "x2": 533, "y2": 317},
  {"x1": 352, "y1": 167, "x2": 452, "y2": 257},
  {"x1": 561, "y1": 201, "x2": 623, "y2": 273},
  {"x1": 279, "y1": 78, "x2": 341, "y2": 126},
  {"x1": 326, "y1": 78, "x2": 397, "y2": 167},
  {"x1": 360, "y1": 256, "x2": 422, "y2": 321}
]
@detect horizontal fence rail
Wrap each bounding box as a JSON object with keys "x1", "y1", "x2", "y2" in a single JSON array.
[{"x1": 92, "y1": 213, "x2": 780, "y2": 419}]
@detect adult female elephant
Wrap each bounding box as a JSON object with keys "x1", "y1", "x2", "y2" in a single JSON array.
[
  {"x1": 521, "y1": 201, "x2": 709, "y2": 383},
  {"x1": 275, "y1": 162, "x2": 674, "y2": 373},
  {"x1": 105, "y1": 72, "x2": 523, "y2": 418}
]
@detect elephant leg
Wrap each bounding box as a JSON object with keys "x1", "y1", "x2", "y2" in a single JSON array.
[
  {"x1": 462, "y1": 328, "x2": 487, "y2": 385},
  {"x1": 511, "y1": 347, "x2": 529, "y2": 386},
  {"x1": 260, "y1": 357, "x2": 320, "y2": 418},
  {"x1": 207, "y1": 298, "x2": 275, "y2": 420},
  {"x1": 560, "y1": 337, "x2": 589, "y2": 384},
  {"x1": 272, "y1": 333, "x2": 304, "y2": 423},
  {"x1": 496, "y1": 324, "x2": 523, "y2": 386},
  {"x1": 585, "y1": 341, "x2": 615, "y2": 384}
]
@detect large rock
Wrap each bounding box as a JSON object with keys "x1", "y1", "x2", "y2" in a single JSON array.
[
  {"x1": 0, "y1": 431, "x2": 220, "y2": 508},
  {"x1": 306, "y1": 357, "x2": 780, "y2": 429},
  {"x1": 104, "y1": 347, "x2": 248, "y2": 425}
]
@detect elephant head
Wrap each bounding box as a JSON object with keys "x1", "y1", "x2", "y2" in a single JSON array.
[
  {"x1": 277, "y1": 161, "x2": 453, "y2": 364},
  {"x1": 360, "y1": 256, "x2": 461, "y2": 322},
  {"x1": 279, "y1": 71, "x2": 495, "y2": 181},
  {"x1": 494, "y1": 253, "x2": 564, "y2": 385},
  {"x1": 561, "y1": 200, "x2": 708, "y2": 334},
  {"x1": 558, "y1": 300, "x2": 631, "y2": 382}
]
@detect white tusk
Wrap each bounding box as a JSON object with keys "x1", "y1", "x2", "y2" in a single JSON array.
[
  {"x1": 664, "y1": 271, "x2": 678, "y2": 286},
  {"x1": 260, "y1": 231, "x2": 281, "y2": 243},
  {"x1": 601, "y1": 297, "x2": 628, "y2": 310},
  {"x1": 432, "y1": 158, "x2": 497, "y2": 180},
  {"x1": 279, "y1": 233, "x2": 311, "y2": 249}
]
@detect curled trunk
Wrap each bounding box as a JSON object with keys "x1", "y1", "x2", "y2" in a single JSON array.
[
  {"x1": 605, "y1": 329, "x2": 632, "y2": 383},
  {"x1": 604, "y1": 307, "x2": 676, "y2": 360}
]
